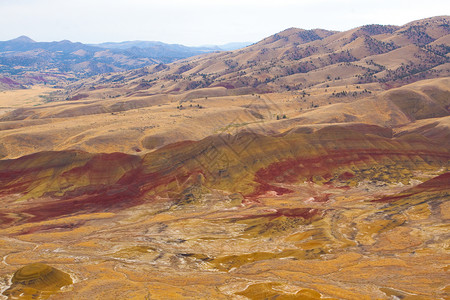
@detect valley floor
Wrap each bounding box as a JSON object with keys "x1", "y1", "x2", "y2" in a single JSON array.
[{"x1": 1, "y1": 173, "x2": 448, "y2": 299}]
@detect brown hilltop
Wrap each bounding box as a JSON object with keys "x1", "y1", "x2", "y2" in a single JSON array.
[
  {"x1": 255, "y1": 27, "x2": 337, "y2": 47},
  {"x1": 54, "y1": 16, "x2": 450, "y2": 101},
  {"x1": 2, "y1": 263, "x2": 72, "y2": 299}
]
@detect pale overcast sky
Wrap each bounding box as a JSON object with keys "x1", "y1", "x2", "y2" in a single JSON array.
[{"x1": 0, "y1": 0, "x2": 448, "y2": 45}]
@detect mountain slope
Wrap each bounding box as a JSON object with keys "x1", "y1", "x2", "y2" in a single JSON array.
[
  {"x1": 0, "y1": 36, "x2": 252, "y2": 85},
  {"x1": 0, "y1": 37, "x2": 223, "y2": 87},
  {"x1": 59, "y1": 16, "x2": 449, "y2": 100}
]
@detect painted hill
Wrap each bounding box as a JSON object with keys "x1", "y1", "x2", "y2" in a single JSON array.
[{"x1": 0, "y1": 121, "x2": 448, "y2": 221}]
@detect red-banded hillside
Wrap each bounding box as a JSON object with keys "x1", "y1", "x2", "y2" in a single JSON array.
[{"x1": 1, "y1": 122, "x2": 448, "y2": 225}]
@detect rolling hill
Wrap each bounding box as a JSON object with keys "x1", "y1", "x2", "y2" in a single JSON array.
[{"x1": 57, "y1": 16, "x2": 450, "y2": 101}]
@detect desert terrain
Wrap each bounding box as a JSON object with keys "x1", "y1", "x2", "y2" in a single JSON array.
[{"x1": 0, "y1": 16, "x2": 449, "y2": 299}]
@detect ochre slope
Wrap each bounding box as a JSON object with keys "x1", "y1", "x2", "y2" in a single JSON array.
[{"x1": 1, "y1": 123, "x2": 448, "y2": 226}]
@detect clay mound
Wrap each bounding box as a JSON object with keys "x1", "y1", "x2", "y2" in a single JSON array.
[
  {"x1": 11, "y1": 263, "x2": 72, "y2": 288},
  {"x1": 3, "y1": 263, "x2": 72, "y2": 299}
]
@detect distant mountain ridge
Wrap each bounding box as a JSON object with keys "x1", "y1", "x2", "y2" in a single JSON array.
[
  {"x1": 91, "y1": 41, "x2": 251, "y2": 51},
  {"x1": 91, "y1": 40, "x2": 219, "y2": 52},
  {"x1": 0, "y1": 36, "x2": 251, "y2": 88}
]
